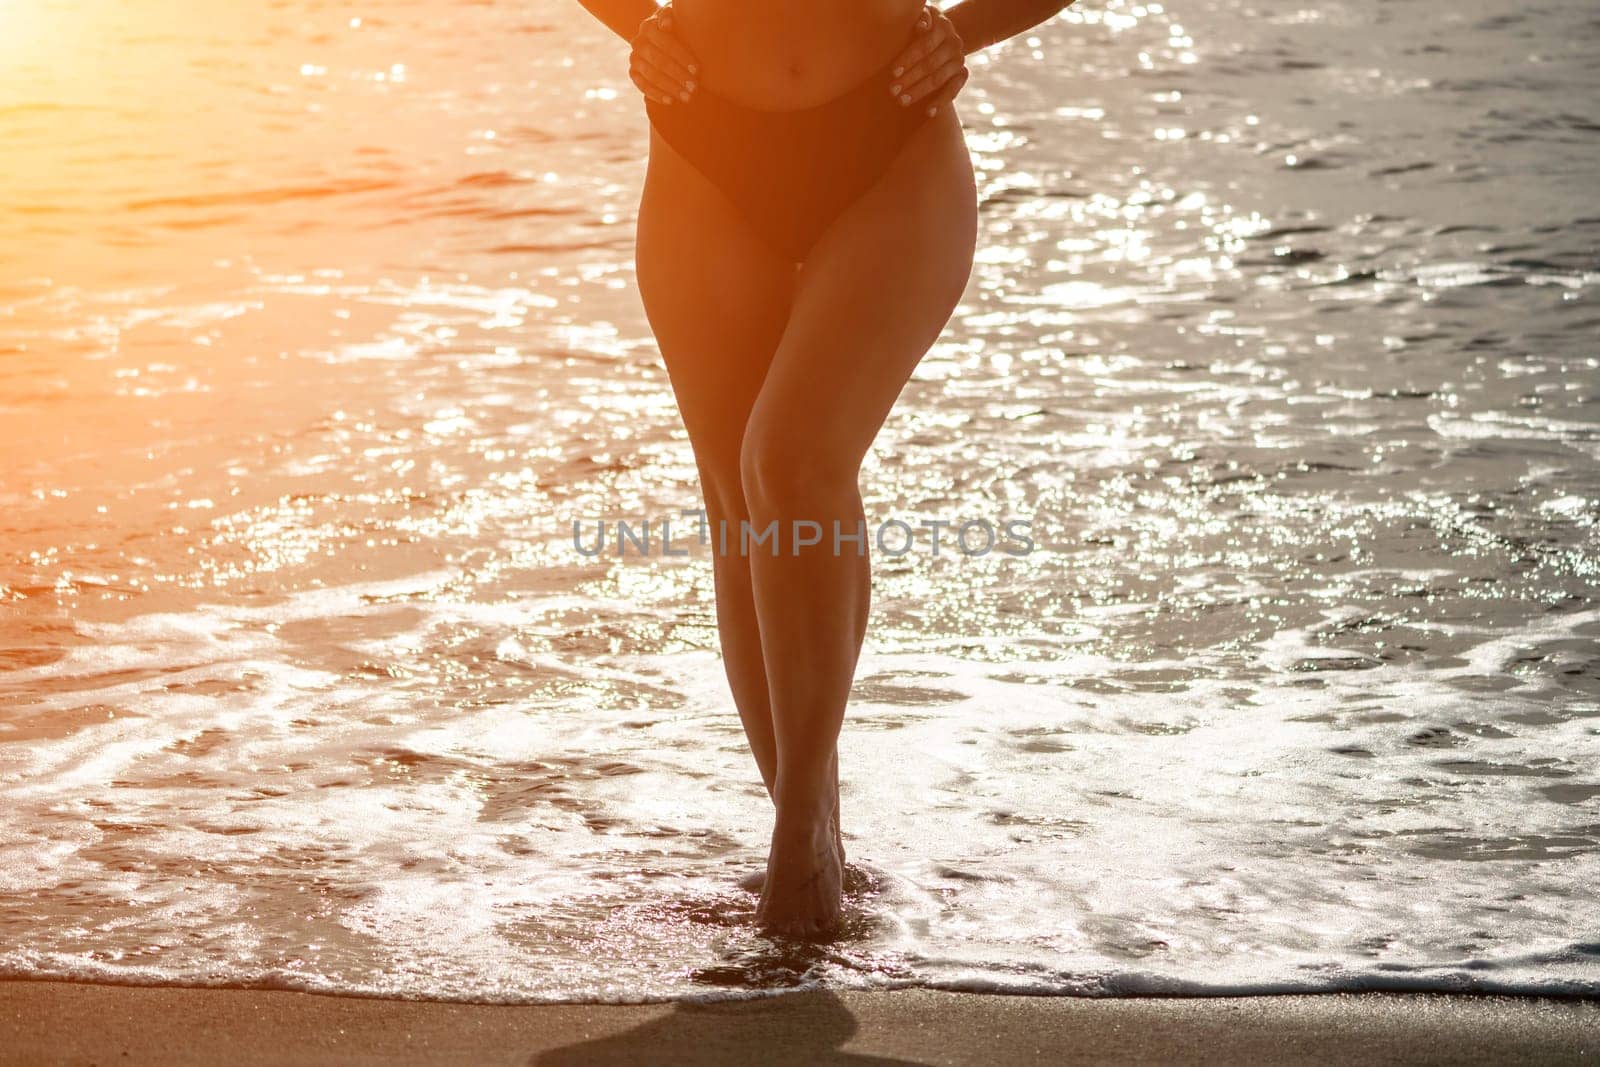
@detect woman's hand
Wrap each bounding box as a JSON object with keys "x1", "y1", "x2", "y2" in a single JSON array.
[
  {"x1": 887, "y1": 5, "x2": 969, "y2": 116},
  {"x1": 629, "y1": 5, "x2": 699, "y2": 106}
]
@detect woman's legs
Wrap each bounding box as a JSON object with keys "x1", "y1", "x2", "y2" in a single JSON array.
[
  {"x1": 742, "y1": 109, "x2": 978, "y2": 936},
  {"x1": 636, "y1": 130, "x2": 794, "y2": 797}
]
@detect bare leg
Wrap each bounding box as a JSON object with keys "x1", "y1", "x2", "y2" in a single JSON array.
[
  {"x1": 636, "y1": 131, "x2": 848, "y2": 883},
  {"x1": 742, "y1": 109, "x2": 978, "y2": 937},
  {"x1": 636, "y1": 130, "x2": 792, "y2": 796}
]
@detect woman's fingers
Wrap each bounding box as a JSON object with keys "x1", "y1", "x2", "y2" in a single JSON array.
[
  {"x1": 889, "y1": 19, "x2": 945, "y2": 83},
  {"x1": 897, "y1": 50, "x2": 966, "y2": 105},
  {"x1": 630, "y1": 76, "x2": 676, "y2": 106},
  {"x1": 641, "y1": 40, "x2": 696, "y2": 91},
  {"x1": 628, "y1": 11, "x2": 700, "y2": 103},
  {"x1": 892, "y1": 8, "x2": 971, "y2": 115},
  {"x1": 889, "y1": 21, "x2": 966, "y2": 103},
  {"x1": 646, "y1": 20, "x2": 700, "y2": 77},
  {"x1": 630, "y1": 60, "x2": 684, "y2": 105},
  {"x1": 921, "y1": 66, "x2": 969, "y2": 116}
]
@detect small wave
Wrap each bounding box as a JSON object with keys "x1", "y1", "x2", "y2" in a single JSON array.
[{"x1": 126, "y1": 178, "x2": 399, "y2": 212}]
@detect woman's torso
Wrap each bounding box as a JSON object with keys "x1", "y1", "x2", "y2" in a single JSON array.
[{"x1": 671, "y1": 0, "x2": 927, "y2": 110}]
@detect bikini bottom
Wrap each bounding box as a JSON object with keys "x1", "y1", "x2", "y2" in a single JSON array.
[{"x1": 645, "y1": 66, "x2": 935, "y2": 262}]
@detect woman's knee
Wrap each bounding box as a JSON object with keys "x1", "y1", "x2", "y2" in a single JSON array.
[{"x1": 738, "y1": 419, "x2": 860, "y2": 520}]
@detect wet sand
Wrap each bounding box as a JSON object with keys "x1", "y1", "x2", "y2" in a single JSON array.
[{"x1": 1, "y1": 980, "x2": 1595, "y2": 1065}]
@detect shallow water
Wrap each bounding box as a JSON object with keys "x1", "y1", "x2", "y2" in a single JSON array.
[{"x1": 2, "y1": 0, "x2": 1598, "y2": 1001}]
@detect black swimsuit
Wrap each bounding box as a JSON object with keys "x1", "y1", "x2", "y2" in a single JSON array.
[{"x1": 645, "y1": 66, "x2": 936, "y2": 263}]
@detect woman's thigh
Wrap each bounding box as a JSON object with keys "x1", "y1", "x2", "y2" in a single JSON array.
[
  {"x1": 636, "y1": 130, "x2": 796, "y2": 482},
  {"x1": 742, "y1": 108, "x2": 978, "y2": 477}
]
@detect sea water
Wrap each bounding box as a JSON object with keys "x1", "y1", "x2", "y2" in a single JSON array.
[{"x1": 2, "y1": 0, "x2": 1598, "y2": 1001}]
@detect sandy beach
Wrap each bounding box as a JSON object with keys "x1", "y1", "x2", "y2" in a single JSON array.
[{"x1": 0, "y1": 981, "x2": 1595, "y2": 1065}]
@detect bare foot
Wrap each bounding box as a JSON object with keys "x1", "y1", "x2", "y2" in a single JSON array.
[{"x1": 755, "y1": 804, "x2": 843, "y2": 939}]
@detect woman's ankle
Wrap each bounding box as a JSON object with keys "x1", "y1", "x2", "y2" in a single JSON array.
[{"x1": 772, "y1": 777, "x2": 836, "y2": 828}]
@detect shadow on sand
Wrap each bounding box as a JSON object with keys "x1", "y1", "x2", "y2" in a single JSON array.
[{"x1": 532, "y1": 989, "x2": 916, "y2": 1066}]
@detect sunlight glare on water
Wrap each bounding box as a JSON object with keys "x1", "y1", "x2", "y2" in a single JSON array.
[{"x1": 1, "y1": 0, "x2": 1598, "y2": 1001}]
